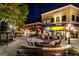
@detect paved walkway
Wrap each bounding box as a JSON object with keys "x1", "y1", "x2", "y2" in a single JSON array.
[
  {"x1": 61, "y1": 38, "x2": 79, "y2": 50},
  {"x1": 0, "y1": 37, "x2": 27, "y2": 56},
  {"x1": 0, "y1": 37, "x2": 43, "y2": 56}
]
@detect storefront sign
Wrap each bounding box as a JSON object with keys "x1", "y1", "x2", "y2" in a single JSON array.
[
  {"x1": 51, "y1": 26, "x2": 65, "y2": 30},
  {"x1": 56, "y1": 24, "x2": 63, "y2": 26}
]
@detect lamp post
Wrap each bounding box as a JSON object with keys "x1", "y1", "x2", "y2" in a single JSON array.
[
  {"x1": 66, "y1": 23, "x2": 72, "y2": 44},
  {"x1": 68, "y1": 27, "x2": 70, "y2": 44}
]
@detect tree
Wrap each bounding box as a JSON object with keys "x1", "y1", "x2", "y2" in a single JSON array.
[
  {"x1": 0, "y1": 3, "x2": 29, "y2": 30},
  {"x1": 0, "y1": 21, "x2": 8, "y2": 32}
]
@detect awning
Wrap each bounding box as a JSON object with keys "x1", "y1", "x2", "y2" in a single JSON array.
[{"x1": 51, "y1": 26, "x2": 65, "y2": 31}]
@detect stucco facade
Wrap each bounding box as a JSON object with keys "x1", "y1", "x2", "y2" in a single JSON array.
[
  {"x1": 41, "y1": 5, "x2": 79, "y2": 38},
  {"x1": 41, "y1": 5, "x2": 79, "y2": 24}
]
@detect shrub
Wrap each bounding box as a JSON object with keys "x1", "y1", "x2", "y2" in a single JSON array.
[{"x1": 68, "y1": 46, "x2": 79, "y2": 56}]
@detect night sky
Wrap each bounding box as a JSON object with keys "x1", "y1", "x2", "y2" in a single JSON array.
[{"x1": 25, "y1": 3, "x2": 79, "y2": 24}]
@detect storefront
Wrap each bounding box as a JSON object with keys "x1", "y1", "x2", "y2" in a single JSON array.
[
  {"x1": 25, "y1": 22, "x2": 43, "y2": 37},
  {"x1": 41, "y1": 5, "x2": 79, "y2": 39},
  {"x1": 50, "y1": 23, "x2": 79, "y2": 38},
  {"x1": 50, "y1": 24, "x2": 66, "y2": 39}
]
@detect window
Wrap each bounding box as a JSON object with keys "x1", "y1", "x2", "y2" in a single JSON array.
[
  {"x1": 72, "y1": 15, "x2": 75, "y2": 21},
  {"x1": 62, "y1": 15, "x2": 66, "y2": 21},
  {"x1": 43, "y1": 20, "x2": 46, "y2": 24},
  {"x1": 76, "y1": 16, "x2": 79, "y2": 22},
  {"x1": 47, "y1": 19, "x2": 50, "y2": 24},
  {"x1": 51, "y1": 18, "x2": 54, "y2": 22},
  {"x1": 56, "y1": 17, "x2": 60, "y2": 22}
]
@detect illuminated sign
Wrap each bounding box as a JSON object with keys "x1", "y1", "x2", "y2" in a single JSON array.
[{"x1": 51, "y1": 26, "x2": 65, "y2": 30}]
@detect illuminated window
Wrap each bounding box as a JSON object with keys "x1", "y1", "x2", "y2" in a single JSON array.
[
  {"x1": 56, "y1": 16, "x2": 60, "y2": 22},
  {"x1": 72, "y1": 15, "x2": 75, "y2": 21},
  {"x1": 43, "y1": 20, "x2": 46, "y2": 24},
  {"x1": 62, "y1": 15, "x2": 66, "y2": 21}
]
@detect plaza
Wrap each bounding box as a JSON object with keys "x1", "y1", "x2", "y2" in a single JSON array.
[
  {"x1": 0, "y1": 36, "x2": 78, "y2": 56},
  {"x1": 0, "y1": 3, "x2": 79, "y2": 56}
]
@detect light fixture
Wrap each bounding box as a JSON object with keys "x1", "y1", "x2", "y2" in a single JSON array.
[
  {"x1": 67, "y1": 23, "x2": 72, "y2": 28},
  {"x1": 66, "y1": 23, "x2": 72, "y2": 30},
  {"x1": 74, "y1": 29, "x2": 77, "y2": 32},
  {"x1": 14, "y1": 26, "x2": 16, "y2": 29},
  {"x1": 9, "y1": 25, "x2": 13, "y2": 29},
  {"x1": 66, "y1": 32, "x2": 70, "y2": 38},
  {"x1": 46, "y1": 27, "x2": 50, "y2": 30},
  {"x1": 71, "y1": 27, "x2": 74, "y2": 30}
]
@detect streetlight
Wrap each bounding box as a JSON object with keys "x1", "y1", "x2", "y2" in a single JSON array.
[
  {"x1": 66, "y1": 23, "x2": 72, "y2": 44},
  {"x1": 9, "y1": 24, "x2": 15, "y2": 40},
  {"x1": 9, "y1": 24, "x2": 13, "y2": 30}
]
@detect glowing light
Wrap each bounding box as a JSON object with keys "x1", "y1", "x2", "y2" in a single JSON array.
[
  {"x1": 67, "y1": 23, "x2": 72, "y2": 27},
  {"x1": 9, "y1": 25, "x2": 13, "y2": 28},
  {"x1": 66, "y1": 32, "x2": 70, "y2": 38},
  {"x1": 74, "y1": 29, "x2": 77, "y2": 32},
  {"x1": 45, "y1": 27, "x2": 50, "y2": 30},
  {"x1": 51, "y1": 26, "x2": 65, "y2": 30},
  {"x1": 14, "y1": 26, "x2": 16, "y2": 29},
  {"x1": 66, "y1": 23, "x2": 73, "y2": 30},
  {"x1": 71, "y1": 27, "x2": 74, "y2": 30}
]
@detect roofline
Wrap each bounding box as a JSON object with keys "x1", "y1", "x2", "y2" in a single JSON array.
[
  {"x1": 26, "y1": 22, "x2": 42, "y2": 26},
  {"x1": 41, "y1": 4, "x2": 79, "y2": 16}
]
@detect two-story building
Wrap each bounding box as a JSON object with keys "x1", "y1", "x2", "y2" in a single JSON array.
[
  {"x1": 41, "y1": 5, "x2": 79, "y2": 38},
  {"x1": 25, "y1": 22, "x2": 43, "y2": 36}
]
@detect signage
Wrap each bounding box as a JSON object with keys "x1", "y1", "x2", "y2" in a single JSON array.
[
  {"x1": 52, "y1": 24, "x2": 64, "y2": 26},
  {"x1": 56, "y1": 24, "x2": 63, "y2": 26},
  {"x1": 51, "y1": 26, "x2": 65, "y2": 30}
]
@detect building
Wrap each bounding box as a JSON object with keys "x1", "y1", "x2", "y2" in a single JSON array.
[
  {"x1": 41, "y1": 5, "x2": 79, "y2": 38},
  {"x1": 25, "y1": 22, "x2": 43, "y2": 36}
]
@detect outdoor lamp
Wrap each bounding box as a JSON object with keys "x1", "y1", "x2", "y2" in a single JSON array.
[
  {"x1": 68, "y1": 23, "x2": 71, "y2": 27},
  {"x1": 66, "y1": 23, "x2": 72, "y2": 44},
  {"x1": 9, "y1": 25, "x2": 13, "y2": 29},
  {"x1": 70, "y1": 27, "x2": 74, "y2": 30},
  {"x1": 46, "y1": 26, "x2": 50, "y2": 30},
  {"x1": 14, "y1": 26, "x2": 16, "y2": 29},
  {"x1": 74, "y1": 29, "x2": 77, "y2": 32}
]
